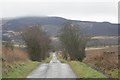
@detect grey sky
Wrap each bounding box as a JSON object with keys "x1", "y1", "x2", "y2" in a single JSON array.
[{"x1": 0, "y1": 0, "x2": 118, "y2": 23}]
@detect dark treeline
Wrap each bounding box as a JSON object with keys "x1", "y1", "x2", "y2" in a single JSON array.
[
  {"x1": 22, "y1": 25, "x2": 51, "y2": 61},
  {"x1": 59, "y1": 22, "x2": 89, "y2": 61}
]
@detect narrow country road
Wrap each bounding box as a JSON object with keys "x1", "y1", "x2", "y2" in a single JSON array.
[{"x1": 27, "y1": 52, "x2": 77, "y2": 78}]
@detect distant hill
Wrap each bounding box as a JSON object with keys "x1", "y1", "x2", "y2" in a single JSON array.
[{"x1": 2, "y1": 16, "x2": 118, "y2": 36}]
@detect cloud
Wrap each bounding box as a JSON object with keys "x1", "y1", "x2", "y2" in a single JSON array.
[{"x1": 0, "y1": 1, "x2": 118, "y2": 23}]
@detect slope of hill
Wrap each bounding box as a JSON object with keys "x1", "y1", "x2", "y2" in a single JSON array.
[{"x1": 2, "y1": 16, "x2": 118, "y2": 37}]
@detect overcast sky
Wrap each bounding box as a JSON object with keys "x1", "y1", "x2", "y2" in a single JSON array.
[{"x1": 0, "y1": 0, "x2": 119, "y2": 23}]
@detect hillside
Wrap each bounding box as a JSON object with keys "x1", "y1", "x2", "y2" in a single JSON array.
[{"x1": 2, "y1": 16, "x2": 118, "y2": 37}]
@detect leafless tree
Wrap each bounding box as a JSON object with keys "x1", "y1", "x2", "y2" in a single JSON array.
[
  {"x1": 22, "y1": 25, "x2": 51, "y2": 61},
  {"x1": 59, "y1": 22, "x2": 89, "y2": 61}
]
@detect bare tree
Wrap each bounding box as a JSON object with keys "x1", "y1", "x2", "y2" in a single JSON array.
[
  {"x1": 22, "y1": 25, "x2": 51, "y2": 61},
  {"x1": 59, "y1": 22, "x2": 88, "y2": 61}
]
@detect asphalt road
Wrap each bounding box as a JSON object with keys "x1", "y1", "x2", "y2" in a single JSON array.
[{"x1": 27, "y1": 52, "x2": 77, "y2": 78}]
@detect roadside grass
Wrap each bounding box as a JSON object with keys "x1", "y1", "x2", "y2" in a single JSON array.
[
  {"x1": 57, "y1": 53, "x2": 67, "y2": 63},
  {"x1": 3, "y1": 52, "x2": 58, "y2": 78},
  {"x1": 84, "y1": 46, "x2": 118, "y2": 78},
  {"x1": 68, "y1": 61, "x2": 106, "y2": 78},
  {"x1": 3, "y1": 53, "x2": 52, "y2": 78},
  {"x1": 58, "y1": 58, "x2": 67, "y2": 63},
  {"x1": 104, "y1": 69, "x2": 119, "y2": 78},
  {"x1": 3, "y1": 61, "x2": 40, "y2": 78},
  {"x1": 57, "y1": 54, "x2": 106, "y2": 78},
  {"x1": 2, "y1": 47, "x2": 52, "y2": 78},
  {"x1": 42, "y1": 53, "x2": 52, "y2": 63}
]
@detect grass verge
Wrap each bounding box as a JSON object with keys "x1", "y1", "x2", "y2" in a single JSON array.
[
  {"x1": 57, "y1": 54, "x2": 106, "y2": 78},
  {"x1": 42, "y1": 53, "x2": 52, "y2": 63},
  {"x1": 68, "y1": 61, "x2": 106, "y2": 78},
  {"x1": 3, "y1": 61, "x2": 40, "y2": 78},
  {"x1": 3, "y1": 53, "x2": 52, "y2": 78},
  {"x1": 57, "y1": 53, "x2": 67, "y2": 63},
  {"x1": 104, "y1": 69, "x2": 119, "y2": 78}
]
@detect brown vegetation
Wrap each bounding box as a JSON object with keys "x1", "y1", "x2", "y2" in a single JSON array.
[
  {"x1": 2, "y1": 47, "x2": 29, "y2": 64},
  {"x1": 83, "y1": 46, "x2": 118, "y2": 70},
  {"x1": 2, "y1": 46, "x2": 29, "y2": 75}
]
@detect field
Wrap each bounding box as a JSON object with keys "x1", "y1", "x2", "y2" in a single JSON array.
[
  {"x1": 83, "y1": 46, "x2": 119, "y2": 78},
  {"x1": 87, "y1": 36, "x2": 118, "y2": 47}
]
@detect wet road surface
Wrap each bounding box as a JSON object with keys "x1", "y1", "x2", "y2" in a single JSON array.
[{"x1": 27, "y1": 52, "x2": 77, "y2": 78}]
